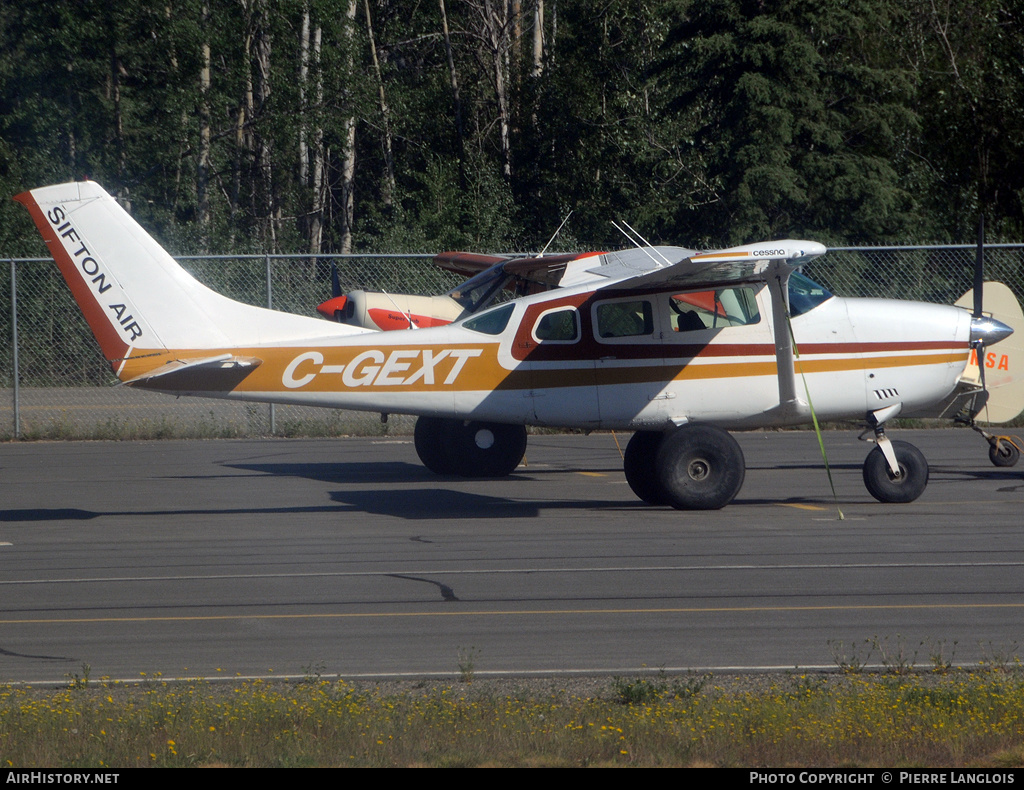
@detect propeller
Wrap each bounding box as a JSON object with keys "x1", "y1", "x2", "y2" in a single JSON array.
[
  {"x1": 315, "y1": 262, "x2": 349, "y2": 321},
  {"x1": 331, "y1": 260, "x2": 343, "y2": 300},
  {"x1": 966, "y1": 214, "x2": 1002, "y2": 419}
]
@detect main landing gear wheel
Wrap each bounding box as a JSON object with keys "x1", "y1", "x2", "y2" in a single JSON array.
[
  {"x1": 655, "y1": 424, "x2": 746, "y2": 510},
  {"x1": 623, "y1": 431, "x2": 668, "y2": 505},
  {"x1": 447, "y1": 421, "x2": 527, "y2": 477},
  {"x1": 414, "y1": 417, "x2": 527, "y2": 478},
  {"x1": 862, "y1": 440, "x2": 929, "y2": 503},
  {"x1": 989, "y1": 439, "x2": 1020, "y2": 468},
  {"x1": 414, "y1": 416, "x2": 458, "y2": 475}
]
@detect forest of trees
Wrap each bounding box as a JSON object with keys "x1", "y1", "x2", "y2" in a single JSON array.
[{"x1": 1, "y1": 0, "x2": 1022, "y2": 260}]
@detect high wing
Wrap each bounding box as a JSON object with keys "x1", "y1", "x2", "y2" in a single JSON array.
[
  {"x1": 576, "y1": 240, "x2": 828, "y2": 291},
  {"x1": 577, "y1": 239, "x2": 829, "y2": 416},
  {"x1": 434, "y1": 250, "x2": 606, "y2": 288},
  {"x1": 432, "y1": 251, "x2": 508, "y2": 278},
  {"x1": 330, "y1": 243, "x2": 823, "y2": 333}
]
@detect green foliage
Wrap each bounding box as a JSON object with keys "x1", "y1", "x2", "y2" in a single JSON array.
[
  {"x1": 6, "y1": 673, "x2": 1024, "y2": 767},
  {"x1": 2, "y1": 1, "x2": 1023, "y2": 254},
  {"x1": 612, "y1": 671, "x2": 709, "y2": 703},
  {"x1": 457, "y1": 646, "x2": 480, "y2": 683},
  {"x1": 656, "y1": 0, "x2": 926, "y2": 245}
]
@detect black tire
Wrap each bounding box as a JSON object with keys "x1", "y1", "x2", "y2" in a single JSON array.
[
  {"x1": 655, "y1": 424, "x2": 746, "y2": 510},
  {"x1": 862, "y1": 440, "x2": 929, "y2": 503},
  {"x1": 414, "y1": 416, "x2": 458, "y2": 475},
  {"x1": 989, "y1": 439, "x2": 1020, "y2": 468},
  {"x1": 624, "y1": 431, "x2": 668, "y2": 504},
  {"x1": 446, "y1": 421, "x2": 528, "y2": 478}
]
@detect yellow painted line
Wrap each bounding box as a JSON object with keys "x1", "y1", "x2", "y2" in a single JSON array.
[
  {"x1": 4, "y1": 602, "x2": 1024, "y2": 626},
  {"x1": 578, "y1": 472, "x2": 606, "y2": 477},
  {"x1": 776, "y1": 503, "x2": 828, "y2": 511}
]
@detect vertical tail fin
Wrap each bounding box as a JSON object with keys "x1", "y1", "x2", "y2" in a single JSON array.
[
  {"x1": 14, "y1": 182, "x2": 368, "y2": 373},
  {"x1": 15, "y1": 182, "x2": 154, "y2": 365}
]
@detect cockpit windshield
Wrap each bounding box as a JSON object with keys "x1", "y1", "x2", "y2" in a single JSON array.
[
  {"x1": 788, "y1": 271, "x2": 832, "y2": 316},
  {"x1": 445, "y1": 263, "x2": 515, "y2": 314}
]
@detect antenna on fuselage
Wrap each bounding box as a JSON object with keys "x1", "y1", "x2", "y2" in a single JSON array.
[
  {"x1": 538, "y1": 210, "x2": 573, "y2": 257},
  {"x1": 611, "y1": 220, "x2": 671, "y2": 267},
  {"x1": 381, "y1": 289, "x2": 417, "y2": 330}
]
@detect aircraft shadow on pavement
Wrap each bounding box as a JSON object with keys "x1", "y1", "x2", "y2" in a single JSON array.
[
  {"x1": 0, "y1": 494, "x2": 625, "y2": 523},
  {"x1": 0, "y1": 508, "x2": 98, "y2": 522},
  {"x1": 327, "y1": 488, "x2": 542, "y2": 519},
  {"x1": 225, "y1": 460, "x2": 453, "y2": 484},
  {"x1": 223, "y1": 460, "x2": 623, "y2": 483}
]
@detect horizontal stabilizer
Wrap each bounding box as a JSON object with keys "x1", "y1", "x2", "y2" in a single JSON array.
[{"x1": 121, "y1": 354, "x2": 263, "y2": 393}]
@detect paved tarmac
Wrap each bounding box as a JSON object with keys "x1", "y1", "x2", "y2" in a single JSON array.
[{"x1": 1, "y1": 428, "x2": 1022, "y2": 683}]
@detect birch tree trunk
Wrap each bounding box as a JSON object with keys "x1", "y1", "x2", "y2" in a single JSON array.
[
  {"x1": 532, "y1": 0, "x2": 544, "y2": 78},
  {"x1": 198, "y1": 0, "x2": 211, "y2": 237},
  {"x1": 339, "y1": 0, "x2": 358, "y2": 255},
  {"x1": 309, "y1": 21, "x2": 325, "y2": 256},
  {"x1": 298, "y1": 4, "x2": 325, "y2": 256},
  {"x1": 252, "y1": 0, "x2": 276, "y2": 249},
  {"x1": 474, "y1": 0, "x2": 512, "y2": 178},
  {"x1": 439, "y1": 0, "x2": 466, "y2": 185},
  {"x1": 365, "y1": 0, "x2": 395, "y2": 209},
  {"x1": 231, "y1": 1, "x2": 256, "y2": 245}
]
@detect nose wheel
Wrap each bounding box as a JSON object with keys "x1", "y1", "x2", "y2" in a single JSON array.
[
  {"x1": 862, "y1": 437, "x2": 929, "y2": 503},
  {"x1": 989, "y1": 437, "x2": 1021, "y2": 467}
]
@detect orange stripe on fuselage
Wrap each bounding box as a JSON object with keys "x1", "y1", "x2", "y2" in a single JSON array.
[{"x1": 119, "y1": 342, "x2": 968, "y2": 396}]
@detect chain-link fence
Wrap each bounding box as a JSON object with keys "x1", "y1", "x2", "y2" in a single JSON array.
[{"x1": 2, "y1": 246, "x2": 1022, "y2": 439}]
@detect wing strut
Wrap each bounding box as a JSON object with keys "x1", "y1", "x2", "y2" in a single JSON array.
[{"x1": 765, "y1": 262, "x2": 803, "y2": 415}]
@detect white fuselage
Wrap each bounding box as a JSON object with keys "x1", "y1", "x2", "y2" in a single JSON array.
[{"x1": 186, "y1": 280, "x2": 972, "y2": 432}]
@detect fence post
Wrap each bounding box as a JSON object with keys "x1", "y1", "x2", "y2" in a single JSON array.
[
  {"x1": 266, "y1": 254, "x2": 275, "y2": 436},
  {"x1": 10, "y1": 259, "x2": 19, "y2": 438}
]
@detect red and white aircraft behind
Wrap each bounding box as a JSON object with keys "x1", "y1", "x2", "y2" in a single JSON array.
[{"x1": 16, "y1": 181, "x2": 1021, "y2": 508}]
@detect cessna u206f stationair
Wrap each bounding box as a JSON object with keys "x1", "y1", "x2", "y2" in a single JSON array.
[{"x1": 16, "y1": 181, "x2": 1019, "y2": 509}]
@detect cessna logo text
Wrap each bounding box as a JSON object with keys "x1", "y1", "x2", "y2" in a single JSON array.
[
  {"x1": 283, "y1": 348, "x2": 483, "y2": 389},
  {"x1": 47, "y1": 206, "x2": 144, "y2": 341}
]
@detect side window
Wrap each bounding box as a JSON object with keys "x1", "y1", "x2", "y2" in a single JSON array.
[
  {"x1": 668, "y1": 287, "x2": 760, "y2": 332},
  {"x1": 595, "y1": 300, "x2": 654, "y2": 339},
  {"x1": 533, "y1": 308, "x2": 579, "y2": 343},
  {"x1": 462, "y1": 303, "x2": 514, "y2": 335}
]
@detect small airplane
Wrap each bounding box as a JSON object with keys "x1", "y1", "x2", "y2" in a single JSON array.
[
  {"x1": 16, "y1": 181, "x2": 1023, "y2": 509},
  {"x1": 319, "y1": 233, "x2": 1024, "y2": 470}
]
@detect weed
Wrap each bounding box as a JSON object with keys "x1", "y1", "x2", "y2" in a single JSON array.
[
  {"x1": 872, "y1": 634, "x2": 921, "y2": 675},
  {"x1": 978, "y1": 640, "x2": 1021, "y2": 672},
  {"x1": 457, "y1": 646, "x2": 479, "y2": 683},
  {"x1": 301, "y1": 661, "x2": 327, "y2": 684},
  {"x1": 787, "y1": 672, "x2": 827, "y2": 698},
  {"x1": 928, "y1": 639, "x2": 958, "y2": 673},
  {"x1": 611, "y1": 676, "x2": 663, "y2": 705},
  {"x1": 65, "y1": 662, "x2": 91, "y2": 690},
  {"x1": 827, "y1": 638, "x2": 872, "y2": 673},
  {"x1": 612, "y1": 670, "x2": 709, "y2": 704},
  {"x1": 670, "y1": 672, "x2": 710, "y2": 699}
]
